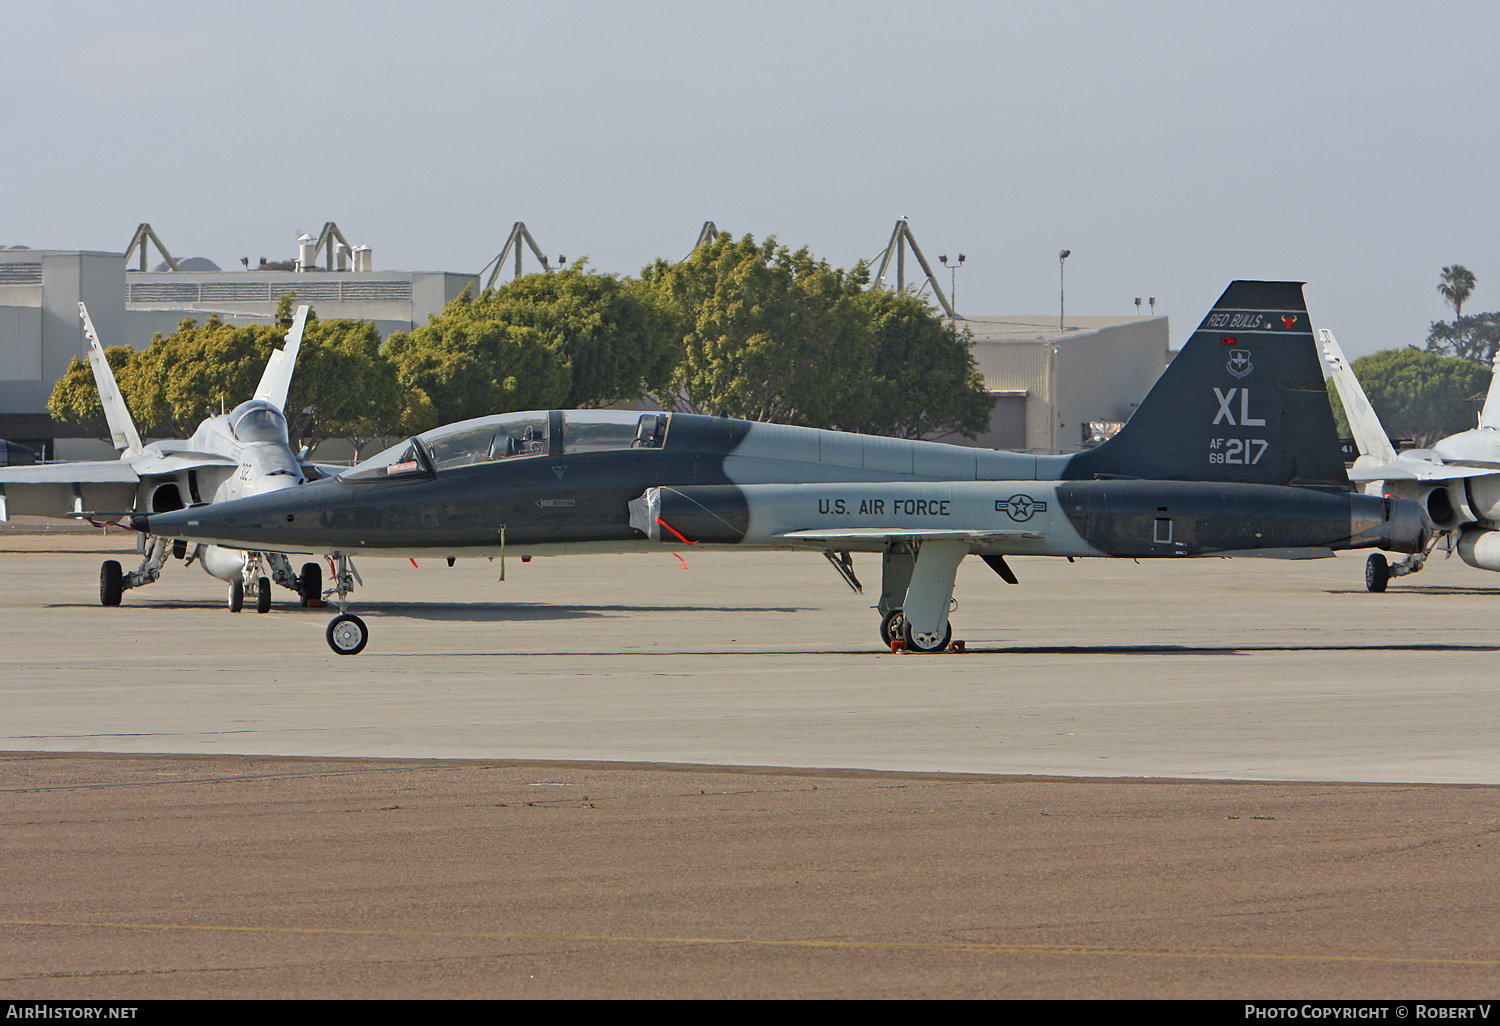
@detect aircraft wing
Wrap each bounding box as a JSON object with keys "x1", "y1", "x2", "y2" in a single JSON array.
[
  {"x1": 0, "y1": 460, "x2": 140, "y2": 520},
  {"x1": 1347, "y1": 458, "x2": 1500, "y2": 483},
  {"x1": 129, "y1": 452, "x2": 238, "y2": 477},
  {"x1": 253, "y1": 305, "x2": 309, "y2": 411},
  {"x1": 776, "y1": 527, "x2": 1044, "y2": 545}
]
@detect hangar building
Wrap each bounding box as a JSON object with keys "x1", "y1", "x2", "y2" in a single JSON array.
[{"x1": 954, "y1": 315, "x2": 1171, "y2": 452}]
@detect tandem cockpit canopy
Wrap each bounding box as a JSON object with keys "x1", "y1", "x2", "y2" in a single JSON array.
[{"x1": 341, "y1": 410, "x2": 671, "y2": 481}]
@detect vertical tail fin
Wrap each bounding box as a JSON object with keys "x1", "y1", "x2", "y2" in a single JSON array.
[
  {"x1": 1064, "y1": 281, "x2": 1347, "y2": 489},
  {"x1": 1478, "y1": 351, "x2": 1500, "y2": 430},
  {"x1": 253, "y1": 305, "x2": 310, "y2": 411},
  {"x1": 78, "y1": 302, "x2": 143, "y2": 455},
  {"x1": 1319, "y1": 329, "x2": 1397, "y2": 463}
]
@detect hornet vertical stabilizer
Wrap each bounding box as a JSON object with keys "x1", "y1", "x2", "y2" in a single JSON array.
[
  {"x1": 79, "y1": 302, "x2": 143, "y2": 455},
  {"x1": 253, "y1": 305, "x2": 310, "y2": 411},
  {"x1": 1319, "y1": 328, "x2": 1397, "y2": 467},
  {"x1": 1479, "y1": 351, "x2": 1500, "y2": 431},
  {"x1": 1065, "y1": 281, "x2": 1347, "y2": 489}
]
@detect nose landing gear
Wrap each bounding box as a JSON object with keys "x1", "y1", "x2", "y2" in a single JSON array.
[{"x1": 323, "y1": 554, "x2": 367, "y2": 655}]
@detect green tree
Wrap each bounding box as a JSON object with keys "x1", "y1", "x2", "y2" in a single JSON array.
[
  {"x1": 1438, "y1": 265, "x2": 1477, "y2": 321},
  {"x1": 1424, "y1": 311, "x2": 1500, "y2": 364},
  {"x1": 287, "y1": 318, "x2": 403, "y2": 457},
  {"x1": 471, "y1": 266, "x2": 679, "y2": 408},
  {"x1": 858, "y1": 288, "x2": 994, "y2": 439},
  {"x1": 642, "y1": 233, "x2": 876, "y2": 427},
  {"x1": 1331, "y1": 348, "x2": 1490, "y2": 447},
  {"x1": 383, "y1": 305, "x2": 572, "y2": 429}
]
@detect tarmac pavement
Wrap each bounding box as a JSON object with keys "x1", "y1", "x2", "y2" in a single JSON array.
[{"x1": 1, "y1": 528, "x2": 1498, "y2": 997}]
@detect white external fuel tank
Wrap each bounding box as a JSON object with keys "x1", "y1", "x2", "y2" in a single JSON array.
[{"x1": 1457, "y1": 526, "x2": 1500, "y2": 573}]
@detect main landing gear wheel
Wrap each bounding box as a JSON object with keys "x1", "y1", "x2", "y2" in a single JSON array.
[
  {"x1": 1365, "y1": 553, "x2": 1390, "y2": 593},
  {"x1": 879, "y1": 609, "x2": 906, "y2": 647},
  {"x1": 99, "y1": 560, "x2": 123, "y2": 607},
  {"x1": 255, "y1": 576, "x2": 272, "y2": 614},
  {"x1": 327, "y1": 614, "x2": 368, "y2": 655},
  {"x1": 299, "y1": 562, "x2": 322, "y2": 607},
  {"x1": 228, "y1": 578, "x2": 244, "y2": 612},
  {"x1": 903, "y1": 619, "x2": 953, "y2": 654}
]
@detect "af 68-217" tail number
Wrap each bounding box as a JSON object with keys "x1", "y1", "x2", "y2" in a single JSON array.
[{"x1": 1208, "y1": 438, "x2": 1268, "y2": 464}]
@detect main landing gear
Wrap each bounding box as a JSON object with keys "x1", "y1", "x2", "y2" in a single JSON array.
[
  {"x1": 98, "y1": 535, "x2": 173, "y2": 606},
  {"x1": 1365, "y1": 532, "x2": 1443, "y2": 592},
  {"x1": 323, "y1": 554, "x2": 367, "y2": 655},
  {"x1": 876, "y1": 539, "x2": 967, "y2": 654}
]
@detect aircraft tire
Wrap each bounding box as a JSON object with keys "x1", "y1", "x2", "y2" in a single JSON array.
[
  {"x1": 299, "y1": 562, "x2": 322, "y2": 606},
  {"x1": 99, "y1": 560, "x2": 123, "y2": 607},
  {"x1": 228, "y1": 578, "x2": 244, "y2": 613},
  {"x1": 879, "y1": 609, "x2": 905, "y2": 647},
  {"x1": 1365, "y1": 553, "x2": 1390, "y2": 593},
  {"x1": 903, "y1": 619, "x2": 953, "y2": 654},
  {"x1": 255, "y1": 577, "x2": 272, "y2": 614},
  {"x1": 327, "y1": 614, "x2": 368, "y2": 655}
]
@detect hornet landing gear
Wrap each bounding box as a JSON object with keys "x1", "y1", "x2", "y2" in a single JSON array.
[
  {"x1": 298, "y1": 561, "x2": 323, "y2": 606},
  {"x1": 99, "y1": 560, "x2": 123, "y2": 606},
  {"x1": 1366, "y1": 533, "x2": 1438, "y2": 592},
  {"x1": 100, "y1": 536, "x2": 173, "y2": 605}
]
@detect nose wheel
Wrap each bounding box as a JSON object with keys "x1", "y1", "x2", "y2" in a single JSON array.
[{"x1": 326, "y1": 614, "x2": 368, "y2": 655}]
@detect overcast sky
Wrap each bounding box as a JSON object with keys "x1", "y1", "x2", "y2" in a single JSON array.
[{"x1": 4, "y1": 0, "x2": 1496, "y2": 356}]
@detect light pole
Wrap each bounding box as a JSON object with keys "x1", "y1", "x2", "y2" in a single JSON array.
[
  {"x1": 1058, "y1": 249, "x2": 1071, "y2": 331},
  {"x1": 939, "y1": 253, "x2": 966, "y2": 320}
]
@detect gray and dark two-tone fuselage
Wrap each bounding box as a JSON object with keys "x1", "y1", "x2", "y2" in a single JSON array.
[
  {"x1": 140, "y1": 413, "x2": 1418, "y2": 562},
  {"x1": 136, "y1": 281, "x2": 1430, "y2": 655}
]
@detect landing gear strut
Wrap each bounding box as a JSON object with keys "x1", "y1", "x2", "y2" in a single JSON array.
[
  {"x1": 878, "y1": 538, "x2": 966, "y2": 652},
  {"x1": 324, "y1": 554, "x2": 367, "y2": 655}
]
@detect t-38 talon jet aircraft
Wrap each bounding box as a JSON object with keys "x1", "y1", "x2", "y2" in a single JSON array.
[
  {"x1": 0, "y1": 302, "x2": 330, "y2": 611},
  {"x1": 135, "y1": 281, "x2": 1429, "y2": 655},
  {"x1": 1321, "y1": 329, "x2": 1500, "y2": 591}
]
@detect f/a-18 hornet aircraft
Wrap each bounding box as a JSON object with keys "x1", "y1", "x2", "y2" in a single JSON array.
[
  {"x1": 137, "y1": 281, "x2": 1429, "y2": 655},
  {"x1": 1321, "y1": 329, "x2": 1500, "y2": 591},
  {"x1": 0, "y1": 303, "x2": 329, "y2": 611}
]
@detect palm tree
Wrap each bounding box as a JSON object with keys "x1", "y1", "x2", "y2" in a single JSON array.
[{"x1": 1439, "y1": 265, "x2": 1477, "y2": 321}]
